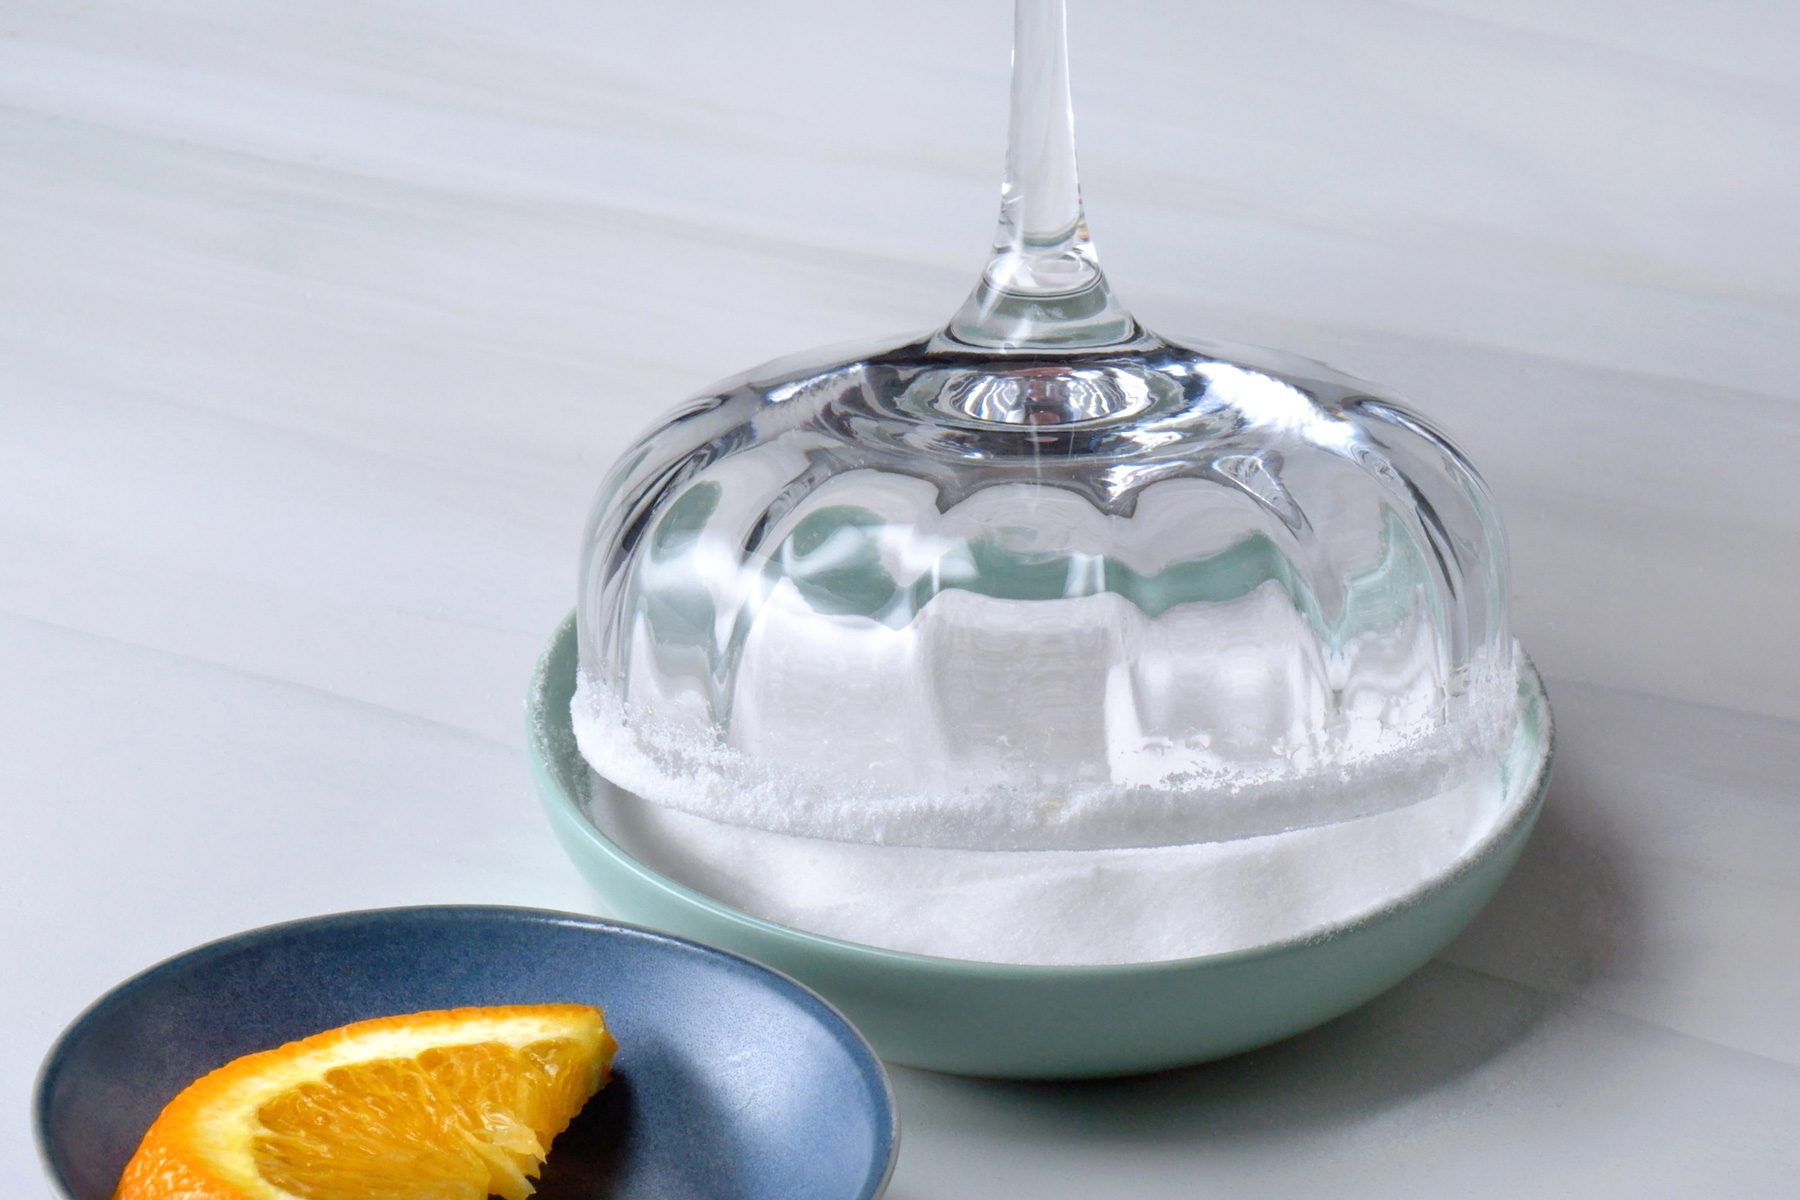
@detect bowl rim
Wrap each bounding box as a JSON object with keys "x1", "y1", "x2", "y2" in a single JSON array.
[
  {"x1": 33, "y1": 903, "x2": 899, "y2": 1200},
  {"x1": 532, "y1": 613, "x2": 1556, "y2": 978}
]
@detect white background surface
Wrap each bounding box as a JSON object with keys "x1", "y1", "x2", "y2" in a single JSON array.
[{"x1": 6, "y1": 1, "x2": 1798, "y2": 1195}]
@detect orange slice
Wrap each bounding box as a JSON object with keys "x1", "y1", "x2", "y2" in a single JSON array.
[{"x1": 114, "y1": 1004, "x2": 617, "y2": 1200}]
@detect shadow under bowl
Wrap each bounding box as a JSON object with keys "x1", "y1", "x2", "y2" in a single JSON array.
[
  {"x1": 35, "y1": 905, "x2": 896, "y2": 1199},
  {"x1": 532, "y1": 615, "x2": 1553, "y2": 1079}
]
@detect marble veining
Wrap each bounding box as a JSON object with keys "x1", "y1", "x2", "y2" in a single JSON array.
[{"x1": 4, "y1": 2, "x2": 1796, "y2": 1196}]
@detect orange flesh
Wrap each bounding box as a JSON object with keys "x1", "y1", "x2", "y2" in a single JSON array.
[{"x1": 114, "y1": 1005, "x2": 616, "y2": 1200}]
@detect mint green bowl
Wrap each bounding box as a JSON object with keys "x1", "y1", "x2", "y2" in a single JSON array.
[{"x1": 528, "y1": 615, "x2": 1552, "y2": 1079}]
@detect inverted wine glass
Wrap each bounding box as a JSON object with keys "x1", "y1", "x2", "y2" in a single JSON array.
[{"x1": 571, "y1": 0, "x2": 1526, "y2": 860}]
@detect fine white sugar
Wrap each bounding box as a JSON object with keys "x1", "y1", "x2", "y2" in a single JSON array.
[
  {"x1": 578, "y1": 746, "x2": 1522, "y2": 966},
  {"x1": 569, "y1": 621, "x2": 1527, "y2": 964}
]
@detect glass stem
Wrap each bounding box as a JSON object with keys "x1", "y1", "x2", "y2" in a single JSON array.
[{"x1": 947, "y1": 0, "x2": 1136, "y2": 350}]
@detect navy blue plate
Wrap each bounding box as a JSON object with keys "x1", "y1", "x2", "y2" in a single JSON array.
[{"x1": 35, "y1": 905, "x2": 896, "y2": 1199}]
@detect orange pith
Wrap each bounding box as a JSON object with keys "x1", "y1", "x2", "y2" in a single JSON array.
[{"x1": 113, "y1": 1004, "x2": 617, "y2": 1200}]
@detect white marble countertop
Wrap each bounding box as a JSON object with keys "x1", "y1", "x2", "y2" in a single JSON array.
[{"x1": 5, "y1": 2, "x2": 1798, "y2": 1195}]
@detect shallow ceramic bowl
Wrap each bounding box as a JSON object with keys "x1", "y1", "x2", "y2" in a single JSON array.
[
  {"x1": 35, "y1": 905, "x2": 896, "y2": 1199},
  {"x1": 532, "y1": 615, "x2": 1553, "y2": 1079}
]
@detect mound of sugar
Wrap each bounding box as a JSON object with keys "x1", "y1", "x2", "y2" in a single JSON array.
[{"x1": 579, "y1": 742, "x2": 1521, "y2": 966}]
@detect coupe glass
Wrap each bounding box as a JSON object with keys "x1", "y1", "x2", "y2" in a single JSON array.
[{"x1": 572, "y1": 0, "x2": 1520, "y2": 858}]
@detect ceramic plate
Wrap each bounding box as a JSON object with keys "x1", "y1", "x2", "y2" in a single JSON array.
[
  {"x1": 530, "y1": 613, "x2": 1554, "y2": 1078},
  {"x1": 35, "y1": 905, "x2": 896, "y2": 1199}
]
